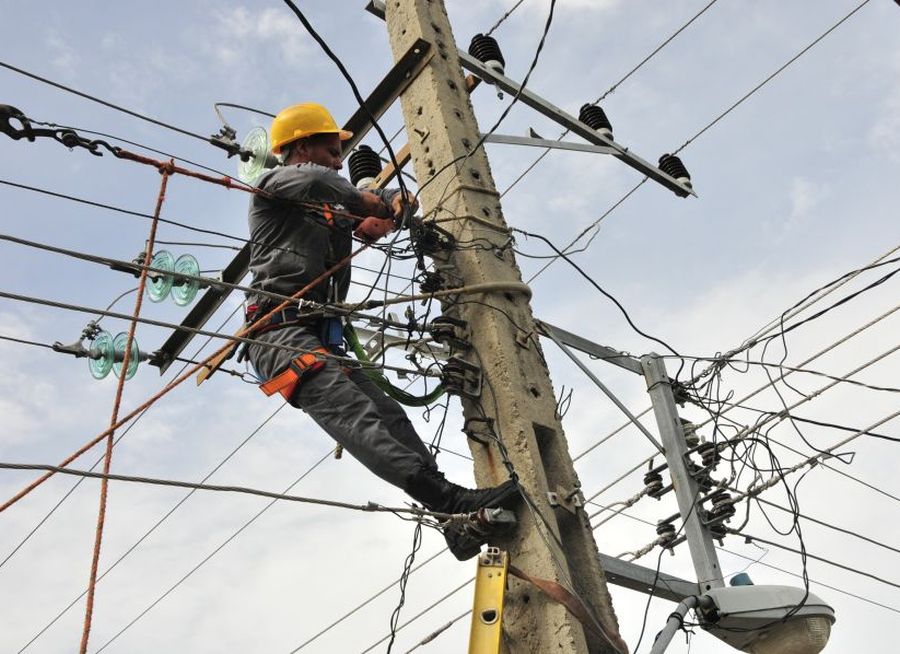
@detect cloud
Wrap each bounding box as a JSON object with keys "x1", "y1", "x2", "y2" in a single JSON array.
[
  {"x1": 868, "y1": 87, "x2": 900, "y2": 161},
  {"x1": 44, "y1": 30, "x2": 78, "y2": 78},
  {"x1": 213, "y1": 7, "x2": 311, "y2": 66}
]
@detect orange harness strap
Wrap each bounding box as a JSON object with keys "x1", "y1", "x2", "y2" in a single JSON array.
[{"x1": 259, "y1": 347, "x2": 330, "y2": 400}]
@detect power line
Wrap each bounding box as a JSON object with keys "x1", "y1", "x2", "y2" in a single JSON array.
[
  {"x1": 359, "y1": 578, "x2": 474, "y2": 653},
  {"x1": 525, "y1": 0, "x2": 874, "y2": 282},
  {"x1": 499, "y1": 0, "x2": 721, "y2": 201},
  {"x1": 1, "y1": 176, "x2": 411, "y2": 296},
  {"x1": 0, "y1": 288, "x2": 438, "y2": 380},
  {"x1": 28, "y1": 119, "x2": 234, "y2": 179},
  {"x1": 0, "y1": 60, "x2": 212, "y2": 144},
  {"x1": 751, "y1": 496, "x2": 900, "y2": 556},
  {"x1": 289, "y1": 548, "x2": 450, "y2": 652},
  {"x1": 0, "y1": 333, "x2": 54, "y2": 350},
  {"x1": 485, "y1": 0, "x2": 527, "y2": 36},
  {"x1": 0, "y1": 304, "x2": 243, "y2": 573},
  {"x1": 89, "y1": 449, "x2": 334, "y2": 652},
  {"x1": 737, "y1": 532, "x2": 900, "y2": 591},
  {"x1": 672, "y1": 0, "x2": 874, "y2": 154},
  {"x1": 0, "y1": 462, "x2": 457, "y2": 519}
]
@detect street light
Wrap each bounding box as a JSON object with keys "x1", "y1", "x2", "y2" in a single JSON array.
[
  {"x1": 700, "y1": 585, "x2": 835, "y2": 653},
  {"x1": 650, "y1": 585, "x2": 835, "y2": 654}
]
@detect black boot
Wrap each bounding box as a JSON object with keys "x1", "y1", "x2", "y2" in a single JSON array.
[{"x1": 406, "y1": 467, "x2": 520, "y2": 514}]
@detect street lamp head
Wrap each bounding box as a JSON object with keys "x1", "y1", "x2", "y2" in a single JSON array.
[{"x1": 698, "y1": 585, "x2": 835, "y2": 653}]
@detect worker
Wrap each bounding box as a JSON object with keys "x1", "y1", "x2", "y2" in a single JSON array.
[{"x1": 244, "y1": 103, "x2": 518, "y2": 520}]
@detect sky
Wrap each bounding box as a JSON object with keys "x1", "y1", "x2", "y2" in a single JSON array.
[{"x1": 0, "y1": 0, "x2": 898, "y2": 653}]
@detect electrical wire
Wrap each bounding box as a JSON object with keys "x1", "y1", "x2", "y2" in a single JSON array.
[
  {"x1": 485, "y1": 0, "x2": 527, "y2": 36},
  {"x1": 736, "y1": 532, "x2": 900, "y2": 591},
  {"x1": 0, "y1": 60, "x2": 212, "y2": 144},
  {"x1": 0, "y1": 462, "x2": 460, "y2": 519},
  {"x1": 288, "y1": 548, "x2": 450, "y2": 652},
  {"x1": 0, "y1": 304, "x2": 243, "y2": 575},
  {"x1": 515, "y1": 227, "x2": 679, "y2": 356},
  {"x1": 498, "y1": 0, "x2": 721, "y2": 201},
  {"x1": 672, "y1": 0, "x2": 874, "y2": 155},
  {"x1": 278, "y1": 0, "x2": 410, "y2": 204},
  {"x1": 525, "y1": 0, "x2": 874, "y2": 282},
  {"x1": 717, "y1": 546, "x2": 900, "y2": 615},
  {"x1": 89, "y1": 449, "x2": 334, "y2": 652},
  {"x1": 358, "y1": 578, "x2": 474, "y2": 654},
  {"x1": 386, "y1": 522, "x2": 424, "y2": 653}
]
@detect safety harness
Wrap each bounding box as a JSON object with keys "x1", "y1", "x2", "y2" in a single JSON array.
[
  {"x1": 252, "y1": 203, "x2": 348, "y2": 400},
  {"x1": 258, "y1": 345, "x2": 330, "y2": 400}
]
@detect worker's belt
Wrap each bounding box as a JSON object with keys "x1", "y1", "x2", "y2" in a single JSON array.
[
  {"x1": 259, "y1": 346, "x2": 330, "y2": 400},
  {"x1": 245, "y1": 304, "x2": 320, "y2": 334}
]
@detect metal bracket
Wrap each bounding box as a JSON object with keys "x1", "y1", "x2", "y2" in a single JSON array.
[
  {"x1": 546, "y1": 483, "x2": 584, "y2": 515},
  {"x1": 483, "y1": 131, "x2": 617, "y2": 155},
  {"x1": 428, "y1": 315, "x2": 469, "y2": 351},
  {"x1": 441, "y1": 357, "x2": 482, "y2": 399}
]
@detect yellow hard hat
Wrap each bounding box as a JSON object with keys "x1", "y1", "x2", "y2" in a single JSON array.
[{"x1": 270, "y1": 102, "x2": 352, "y2": 154}]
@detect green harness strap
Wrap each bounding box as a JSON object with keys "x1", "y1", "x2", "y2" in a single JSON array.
[{"x1": 343, "y1": 323, "x2": 444, "y2": 407}]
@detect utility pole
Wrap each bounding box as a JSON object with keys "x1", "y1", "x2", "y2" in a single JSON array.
[
  {"x1": 642, "y1": 355, "x2": 725, "y2": 593},
  {"x1": 383, "y1": 2, "x2": 625, "y2": 652}
]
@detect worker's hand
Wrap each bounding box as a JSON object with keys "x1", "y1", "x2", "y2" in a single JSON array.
[
  {"x1": 391, "y1": 191, "x2": 418, "y2": 222},
  {"x1": 354, "y1": 216, "x2": 395, "y2": 242}
]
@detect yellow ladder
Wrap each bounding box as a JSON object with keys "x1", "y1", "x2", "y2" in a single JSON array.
[{"x1": 468, "y1": 547, "x2": 509, "y2": 654}]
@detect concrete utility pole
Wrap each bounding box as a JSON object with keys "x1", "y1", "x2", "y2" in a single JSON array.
[{"x1": 383, "y1": 2, "x2": 625, "y2": 652}]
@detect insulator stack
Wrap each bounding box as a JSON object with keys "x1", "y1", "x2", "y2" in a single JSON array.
[
  {"x1": 697, "y1": 441, "x2": 720, "y2": 469},
  {"x1": 643, "y1": 470, "x2": 664, "y2": 499},
  {"x1": 579, "y1": 103, "x2": 613, "y2": 139},
  {"x1": 681, "y1": 420, "x2": 699, "y2": 447},
  {"x1": 656, "y1": 520, "x2": 677, "y2": 547},
  {"x1": 88, "y1": 330, "x2": 143, "y2": 381},
  {"x1": 468, "y1": 33, "x2": 506, "y2": 77},
  {"x1": 348, "y1": 144, "x2": 382, "y2": 189},
  {"x1": 145, "y1": 250, "x2": 202, "y2": 306},
  {"x1": 705, "y1": 491, "x2": 736, "y2": 534},
  {"x1": 659, "y1": 153, "x2": 692, "y2": 197}
]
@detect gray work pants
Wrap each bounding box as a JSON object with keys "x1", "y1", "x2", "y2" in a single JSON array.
[{"x1": 248, "y1": 326, "x2": 437, "y2": 489}]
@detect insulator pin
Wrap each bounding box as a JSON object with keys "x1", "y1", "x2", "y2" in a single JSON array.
[
  {"x1": 468, "y1": 33, "x2": 506, "y2": 77},
  {"x1": 643, "y1": 470, "x2": 664, "y2": 499},
  {"x1": 579, "y1": 103, "x2": 613, "y2": 139},
  {"x1": 659, "y1": 153, "x2": 692, "y2": 197},
  {"x1": 348, "y1": 144, "x2": 383, "y2": 189}
]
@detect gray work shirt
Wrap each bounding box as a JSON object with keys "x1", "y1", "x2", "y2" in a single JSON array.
[
  {"x1": 246, "y1": 163, "x2": 398, "y2": 380},
  {"x1": 247, "y1": 163, "x2": 397, "y2": 307}
]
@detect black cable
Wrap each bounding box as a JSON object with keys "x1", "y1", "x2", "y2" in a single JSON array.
[
  {"x1": 0, "y1": 334, "x2": 54, "y2": 350},
  {"x1": 672, "y1": 0, "x2": 874, "y2": 155},
  {"x1": 214, "y1": 101, "x2": 276, "y2": 119},
  {"x1": 632, "y1": 547, "x2": 666, "y2": 654},
  {"x1": 386, "y1": 522, "x2": 424, "y2": 654},
  {"x1": 278, "y1": 0, "x2": 410, "y2": 205},
  {"x1": 514, "y1": 227, "x2": 680, "y2": 357},
  {"x1": 526, "y1": 1, "x2": 874, "y2": 284},
  {"x1": 739, "y1": 532, "x2": 900, "y2": 591},
  {"x1": 751, "y1": 496, "x2": 900, "y2": 555},
  {"x1": 0, "y1": 60, "x2": 211, "y2": 144},
  {"x1": 785, "y1": 415, "x2": 899, "y2": 444},
  {"x1": 0, "y1": 177, "x2": 259, "y2": 248}
]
